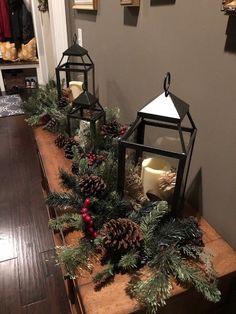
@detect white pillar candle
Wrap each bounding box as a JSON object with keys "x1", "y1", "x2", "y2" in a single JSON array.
[
  {"x1": 141, "y1": 157, "x2": 171, "y2": 199},
  {"x1": 69, "y1": 81, "x2": 83, "y2": 99}
]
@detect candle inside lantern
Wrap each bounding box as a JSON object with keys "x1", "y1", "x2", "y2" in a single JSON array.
[
  {"x1": 69, "y1": 81, "x2": 83, "y2": 99},
  {"x1": 141, "y1": 157, "x2": 171, "y2": 199}
]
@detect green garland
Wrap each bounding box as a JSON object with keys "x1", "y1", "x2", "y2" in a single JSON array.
[
  {"x1": 24, "y1": 87, "x2": 221, "y2": 313},
  {"x1": 21, "y1": 80, "x2": 69, "y2": 134},
  {"x1": 47, "y1": 132, "x2": 221, "y2": 313}
]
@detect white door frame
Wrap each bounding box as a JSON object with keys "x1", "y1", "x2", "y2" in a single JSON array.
[{"x1": 48, "y1": 0, "x2": 68, "y2": 66}]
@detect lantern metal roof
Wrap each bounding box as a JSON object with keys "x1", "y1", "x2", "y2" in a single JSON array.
[
  {"x1": 63, "y1": 43, "x2": 88, "y2": 57},
  {"x1": 73, "y1": 88, "x2": 98, "y2": 108},
  {"x1": 138, "y1": 73, "x2": 189, "y2": 124}
]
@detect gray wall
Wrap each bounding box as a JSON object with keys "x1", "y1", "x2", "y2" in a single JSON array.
[{"x1": 66, "y1": 0, "x2": 236, "y2": 248}]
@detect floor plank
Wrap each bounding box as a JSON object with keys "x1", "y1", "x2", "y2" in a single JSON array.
[
  {"x1": 22, "y1": 300, "x2": 48, "y2": 314},
  {"x1": 17, "y1": 224, "x2": 46, "y2": 306},
  {"x1": 0, "y1": 118, "x2": 17, "y2": 262},
  {"x1": 0, "y1": 258, "x2": 22, "y2": 314}
]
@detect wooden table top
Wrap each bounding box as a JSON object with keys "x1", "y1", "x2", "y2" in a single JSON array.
[{"x1": 34, "y1": 126, "x2": 236, "y2": 314}]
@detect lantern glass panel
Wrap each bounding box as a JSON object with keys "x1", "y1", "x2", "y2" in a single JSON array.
[
  {"x1": 68, "y1": 109, "x2": 104, "y2": 136},
  {"x1": 124, "y1": 122, "x2": 191, "y2": 154},
  {"x1": 67, "y1": 62, "x2": 94, "y2": 94},
  {"x1": 122, "y1": 145, "x2": 180, "y2": 203}
]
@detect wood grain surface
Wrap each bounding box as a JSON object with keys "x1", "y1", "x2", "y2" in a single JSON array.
[{"x1": 0, "y1": 116, "x2": 71, "y2": 313}]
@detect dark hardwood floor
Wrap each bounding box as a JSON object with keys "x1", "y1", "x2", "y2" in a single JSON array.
[{"x1": 0, "y1": 115, "x2": 71, "y2": 314}]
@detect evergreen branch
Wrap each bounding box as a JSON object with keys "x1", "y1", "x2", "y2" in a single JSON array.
[
  {"x1": 47, "y1": 192, "x2": 83, "y2": 209},
  {"x1": 90, "y1": 192, "x2": 130, "y2": 229},
  {"x1": 152, "y1": 217, "x2": 203, "y2": 251},
  {"x1": 173, "y1": 261, "x2": 221, "y2": 303},
  {"x1": 25, "y1": 115, "x2": 42, "y2": 126},
  {"x1": 49, "y1": 213, "x2": 84, "y2": 231},
  {"x1": 148, "y1": 246, "x2": 220, "y2": 305},
  {"x1": 181, "y1": 243, "x2": 203, "y2": 259},
  {"x1": 199, "y1": 250, "x2": 217, "y2": 280},
  {"x1": 22, "y1": 80, "x2": 68, "y2": 132},
  {"x1": 92, "y1": 152, "x2": 117, "y2": 191},
  {"x1": 140, "y1": 201, "x2": 170, "y2": 258},
  {"x1": 93, "y1": 235, "x2": 103, "y2": 248},
  {"x1": 140, "y1": 201, "x2": 170, "y2": 237},
  {"x1": 56, "y1": 238, "x2": 95, "y2": 279},
  {"x1": 118, "y1": 251, "x2": 140, "y2": 272},
  {"x1": 129, "y1": 272, "x2": 172, "y2": 313},
  {"x1": 59, "y1": 169, "x2": 81, "y2": 194},
  {"x1": 72, "y1": 157, "x2": 92, "y2": 178},
  {"x1": 92, "y1": 263, "x2": 115, "y2": 290}
]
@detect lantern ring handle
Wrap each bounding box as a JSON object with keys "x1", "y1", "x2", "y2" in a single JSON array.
[
  {"x1": 164, "y1": 72, "x2": 171, "y2": 97},
  {"x1": 73, "y1": 33, "x2": 77, "y2": 44}
]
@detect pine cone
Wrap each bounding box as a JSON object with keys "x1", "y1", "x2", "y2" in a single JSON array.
[
  {"x1": 55, "y1": 134, "x2": 66, "y2": 148},
  {"x1": 100, "y1": 218, "x2": 143, "y2": 252},
  {"x1": 64, "y1": 138, "x2": 81, "y2": 159},
  {"x1": 40, "y1": 113, "x2": 51, "y2": 125},
  {"x1": 79, "y1": 174, "x2": 106, "y2": 197},
  {"x1": 58, "y1": 96, "x2": 69, "y2": 109},
  {"x1": 71, "y1": 162, "x2": 79, "y2": 175},
  {"x1": 101, "y1": 121, "x2": 120, "y2": 138},
  {"x1": 45, "y1": 118, "x2": 58, "y2": 132},
  {"x1": 159, "y1": 170, "x2": 176, "y2": 193},
  {"x1": 62, "y1": 88, "x2": 74, "y2": 103}
]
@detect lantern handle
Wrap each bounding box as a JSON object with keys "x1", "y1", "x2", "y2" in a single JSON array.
[
  {"x1": 73, "y1": 33, "x2": 77, "y2": 45},
  {"x1": 164, "y1": 72, "x2": 171, "y2": 97}
]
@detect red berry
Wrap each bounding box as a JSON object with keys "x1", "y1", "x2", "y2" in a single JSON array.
[
  {"x1": 92, "y1": 231, "x2": 98, "y2": 238},
  {"x1": 84, "y1": 215, "x2": 92, "y2": 223},
  {"x1": 84, "y1": 198, "x2": 91, "y2": 207},
  {"x1": 88, "y1": 227, "x2": 94, "y2": 234},
  {"x1": 81, "y1": 207, "x2": 89, "y2": 214},
  {"x1": 87, "y1": 218, "x2": 94, "y2": 226},
  {"x1": 82, "y1": 213, "x2": 90, "y2": 219}
]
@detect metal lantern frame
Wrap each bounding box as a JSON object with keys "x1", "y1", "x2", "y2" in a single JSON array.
[
  {"x1": 56, "y1": 38, "x2": 95, "y2": 99},
  {"x1": 117, "y1": 73, "x2": 197, "y2": 215},
  {"x1": 67, "y1": 86, "x2": 105, "y2": 140}
]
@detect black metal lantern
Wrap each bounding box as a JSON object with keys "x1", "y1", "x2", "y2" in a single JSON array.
[
  {"x1": 117, "y1": 73, "x2": 197, "y2": 214},
  {"x1": 56, "y1": 36, "x2": 95, "y2": 99},
  {"x1": 67, "y1": 85, "x2": 105, "y2": 142}
]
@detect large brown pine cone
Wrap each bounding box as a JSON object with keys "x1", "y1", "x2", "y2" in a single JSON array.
[
  {"x1": 100, "y1": 218, "x2": 143, "y2": 252},
  {"x1": 78, "y1": 174, "x2": 106, "y2": 197},
  {"x1": 101, "y1": 121, "x2": 120, "y2": 138},
  {"x1": 55, "y1": 134, "x2": 66, "y2": 148}
]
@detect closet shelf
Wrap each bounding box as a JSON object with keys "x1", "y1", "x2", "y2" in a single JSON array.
[{"x1": 0, "y1": 60, "x2": 39, "y2": 69}]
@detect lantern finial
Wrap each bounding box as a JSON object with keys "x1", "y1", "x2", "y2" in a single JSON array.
[{"x1": 164, "y1": 72, "x2": 171, "y2": 97}]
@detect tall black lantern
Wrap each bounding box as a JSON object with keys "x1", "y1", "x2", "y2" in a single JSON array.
[
  {"x1": 117, "y1": 73, "x2": 197, "y2": 214},
  {"x1": 56, "y1": 37, "x2": 95, "y2": 99},
  {"x1": 67, "y1": 85, "x2": 105, "y2": 141}
]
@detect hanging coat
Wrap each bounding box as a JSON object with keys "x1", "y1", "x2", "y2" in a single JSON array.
[
  {"x1": 0, "y1": 0, "x2": 12, "y2": 41},
  {"x1": 8, "y1": 0, "x2": 34, "y2": 49}
]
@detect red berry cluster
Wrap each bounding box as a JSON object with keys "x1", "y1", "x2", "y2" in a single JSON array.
[
  {"x1": 119, "y1": 125, "x2": 127, "y2": 136},
  {"x1": 86, "y1": 152, "x2": 97, "y2": 166},
  {"x1": 81, "y1": 198, "x2": 98, "y2": 238}
]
